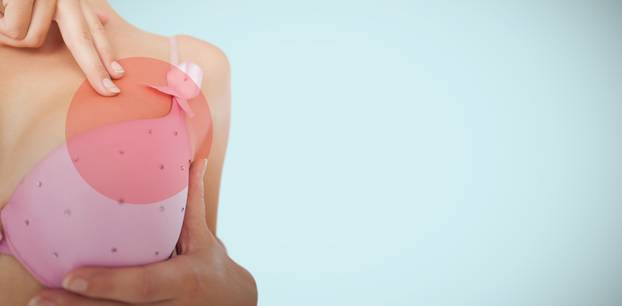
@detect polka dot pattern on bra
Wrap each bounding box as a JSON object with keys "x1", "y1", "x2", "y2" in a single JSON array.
[{"x1": 0, "y1": 56, "x2": 211, "y2": 288}]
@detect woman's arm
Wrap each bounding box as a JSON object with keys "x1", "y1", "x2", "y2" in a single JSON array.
[{"x1": 191, "y1": 35, "x2": 232, "y2": 235}]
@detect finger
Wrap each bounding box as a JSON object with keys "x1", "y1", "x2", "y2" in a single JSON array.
[
  {"x1": 186, "y1": 159, "x2": 208, "y2": 227},
  {"x1": 61, "y1": 256, "x2": 198, "y2": 303},
  {"x1": 31, "y1": 289, "x2": 140, "y2": 306},
  {"x1": 0, "y1": 0, "x2": 55, "y2": 47},
  {"x1": 55, "y1": 0, "x2": 119, "y2": 96},
  {"x1": 0, "y1": 0, "x2": 35, "y2": 40},
  {"x1": 18, "y1": 0, "x2": 55, "y2": 47},
  {"x1": 81, "y1": 0, "x2": 123, "y2": 79},
  {"x1": 177, "y1": 158, "x2": 212, "y2": 254}
]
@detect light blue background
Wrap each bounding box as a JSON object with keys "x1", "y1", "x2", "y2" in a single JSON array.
[{"x1": 111, "y1": 1, "x2": 622, "y2": 305}]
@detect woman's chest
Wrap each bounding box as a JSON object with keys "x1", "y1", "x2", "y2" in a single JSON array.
[
  {"x1": 0, "y1": 85, "x2": 75, "y2": 211},
  {"x1": 0, "y1": 89, "x2": 68, "y2": 304}
]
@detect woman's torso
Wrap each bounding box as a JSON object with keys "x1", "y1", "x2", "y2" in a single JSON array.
[{"x1": 0, "y1": 21, "x2": 200, "y2": 304}]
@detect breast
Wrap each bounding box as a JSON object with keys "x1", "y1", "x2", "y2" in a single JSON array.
[{"x1": 0, "y1": 102, "x2": 191, "y2": 288}]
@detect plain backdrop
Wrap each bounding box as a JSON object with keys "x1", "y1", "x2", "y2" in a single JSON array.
[{"x1": 110, "y1": 1, "x2": 622, "y2": 306}]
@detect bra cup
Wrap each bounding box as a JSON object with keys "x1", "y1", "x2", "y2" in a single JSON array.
[
  {"x1": 1, "y1": 41, "x2": 212, "y2": 288},
  {"x1": 67, "y1": 101, "x2": 192, "y2": 204},
  {"x1": 0, "y1": 105, "x2": 191, "y2": 288}
]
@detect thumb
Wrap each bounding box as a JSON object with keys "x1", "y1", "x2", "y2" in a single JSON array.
[{"x1": 177, "y1": 159, "x2": 212, "y2": 254}]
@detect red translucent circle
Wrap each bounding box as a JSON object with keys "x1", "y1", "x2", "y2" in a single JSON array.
[{"x1": 65, "y1": 57, "x2": 213, "y2": 204}]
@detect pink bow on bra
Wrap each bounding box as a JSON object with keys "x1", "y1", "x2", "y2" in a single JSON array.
[{"x1": 146, "y1": 61, "x2": 204, "y2": 118}]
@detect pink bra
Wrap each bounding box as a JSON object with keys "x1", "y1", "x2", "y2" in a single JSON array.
[{"x1": 0, "y1": 36, "x2": 212, "y2": 288}]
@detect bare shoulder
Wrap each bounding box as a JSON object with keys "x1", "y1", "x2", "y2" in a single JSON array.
[{"x1": 176, "y1": 35, "x2": 230, "y2": 97}]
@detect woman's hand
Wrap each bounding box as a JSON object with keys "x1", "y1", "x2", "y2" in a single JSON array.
[
  {"x1": 27, "y1": 159, "x2": 258, "y2": 306},
  {"x1": 0, "y1": 0, "x2": 124, "y2": 96}
]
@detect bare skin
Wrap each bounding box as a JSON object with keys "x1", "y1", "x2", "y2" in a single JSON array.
[
  {"x1": 1, "y1": 0, "x2": 128, "y2": 96},
  {"x1": 0, "y1": 1, "x2": 256, "y2": 305}
]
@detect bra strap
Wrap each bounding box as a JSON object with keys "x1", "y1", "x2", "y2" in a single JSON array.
[{"x1": 169, "y1": 36, "x2": 180, "y2": 65}]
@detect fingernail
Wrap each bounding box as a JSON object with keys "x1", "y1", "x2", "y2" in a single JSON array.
[
  {"x1": 102, "y1": 78, "x2": 120, "y2": 94},
  {"x1": 27, "y1": 296, "x2": 56, "y2": 306},
  {"x1": 202, "y1": 159, "x2": 208, "y2": 176},
  {"x1": 62, "y1": 277, "x2": 88, "y2": 292},
  {"x1": 110, "y1": 61, "x2": 124, "y2": 75}
]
